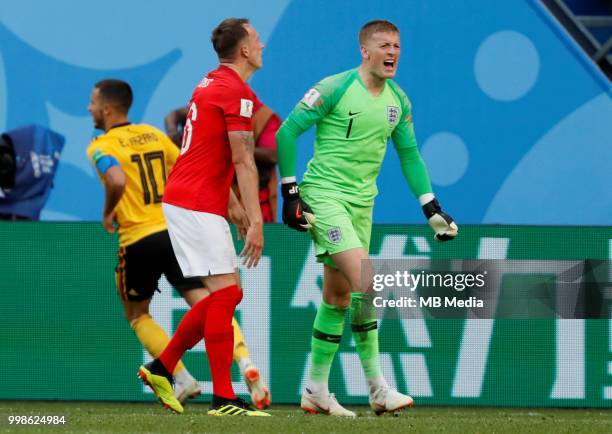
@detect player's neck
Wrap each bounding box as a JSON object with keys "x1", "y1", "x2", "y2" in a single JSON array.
[
  {"x1": 220, "y1": 61, "x2": 255, "y2": 82},
  {"x1": 358, "y1": 66, "x2": 386, "y2": 96},
  {"x1": 104, "y1": 115, "x2": 129, "y2": 132}
]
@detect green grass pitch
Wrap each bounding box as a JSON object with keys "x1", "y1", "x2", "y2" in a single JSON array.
[{"x1": 1, "y1": 401, "x2": 611, "y2": 433}]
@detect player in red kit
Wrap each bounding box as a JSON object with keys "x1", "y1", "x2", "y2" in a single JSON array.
[{"x1": 138, "y1": 18, "x2": 269, "y2": 417}]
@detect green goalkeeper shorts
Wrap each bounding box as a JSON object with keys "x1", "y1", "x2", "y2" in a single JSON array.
[{"x1": 300, "y1": 190, "x2": 373, "y2": 268}]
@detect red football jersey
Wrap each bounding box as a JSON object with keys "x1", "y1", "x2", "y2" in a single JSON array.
[{"x1": 163, "y1": 66, "x2": 258, "y2": 216}]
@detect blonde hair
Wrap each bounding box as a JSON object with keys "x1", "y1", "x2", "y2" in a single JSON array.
[{"x1": 359, "y1": 20, "x2": 399, "y2": 44}]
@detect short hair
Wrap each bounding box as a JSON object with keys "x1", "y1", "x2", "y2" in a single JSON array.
[
  {"x1": 94, "y1": 79, "x2": 133, "y2": 113},
  {"x1": 211, "y1": 18, "x2": 250, "y2": 60},
  {"x1": 359, "y1": 20, "x2": 399, "y2": 44}
]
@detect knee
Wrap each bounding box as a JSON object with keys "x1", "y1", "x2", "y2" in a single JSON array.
[
  {"x1": 338, "y1": 293, "x2": 352, "y2": 309},
  {"x1": 123, "y1": 302, "x2": 149, "y2": 323},
  {"x1": 326, "y1": 291, "x2": 351, "y2": 309}
]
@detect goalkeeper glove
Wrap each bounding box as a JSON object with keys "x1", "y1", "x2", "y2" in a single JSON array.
[
  {"x1": 281, "y1": 182, "x2": 316, "y2": 232},
  {"x1": 422, "y1": 198, "x2": 458, "y2": 242}
]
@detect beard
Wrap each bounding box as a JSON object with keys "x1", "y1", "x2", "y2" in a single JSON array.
[{"x1": 92, "y1": 116, "x2": 104, "y2": 130}]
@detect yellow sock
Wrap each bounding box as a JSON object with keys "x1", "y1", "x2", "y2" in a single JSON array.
[
  {"x1": 232, "y1": 317, "x2": 250, "y2": 362},
  {"x1": 130, "y1": 314, "x2": 186, "y2": 375}
]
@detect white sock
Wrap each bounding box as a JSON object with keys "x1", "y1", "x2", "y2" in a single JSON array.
[
  {"x1": 418, "y1": 192, "x2": 435, "y2": 206},
  {"x1": 305, "y1": 380, "x2": 329, "y2": 395},
  {"x1": 238, "y1": 357, "x2": 253, "y2": 375},
  {"x1": 367, "y1": 376, "x2": 389, "y2": 394},
  {"x1": 174, "y1": 368, "x2": 194, "y2": 385}
]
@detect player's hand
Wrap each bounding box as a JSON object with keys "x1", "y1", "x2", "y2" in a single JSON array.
[
  {"x1": 240, "y1": 222, "x2": 263, "y2": 268},
  {"x1": 281, "y1": 182, "x2": 316, "y2": 232},
  {"x1": 102, "y1": 211, "x2": 118, "y2": 234},
  {"x1": 228, "y1": 200, "x2": 249, "y2": 240},
  {"x1": 422, "y1": 198, "x2": 458, "y2": 242}
]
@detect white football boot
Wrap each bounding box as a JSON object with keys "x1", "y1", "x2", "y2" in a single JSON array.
[
  {"x1": 369, "y1": 386, "x2": 413, "y2": 415},
  {"x1": 243, "y1": 364, "x2": 271, "y2": 410},
  {"x1": 301, "y1": 388, "x2": 356, "y2": 417}
]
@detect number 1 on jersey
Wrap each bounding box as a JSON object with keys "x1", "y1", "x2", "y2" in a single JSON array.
[{"x1": 346, "y1": 118, "x2": 354, "y2": 139}]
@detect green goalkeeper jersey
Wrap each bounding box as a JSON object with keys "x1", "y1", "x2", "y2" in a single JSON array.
[{"x1": 277, "y1": 68, "x2": 431, "y2": 205}]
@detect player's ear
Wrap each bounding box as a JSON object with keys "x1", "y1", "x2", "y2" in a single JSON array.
[
  {"x1": 102, "y1": 102, "x2": 112, "y2": 116},
  {"x1": 240, "y1": 43, "x2": 249, "y2": 59},
  {"x1": 360, "y1": 45, "x2": 370, "y2": 60}
]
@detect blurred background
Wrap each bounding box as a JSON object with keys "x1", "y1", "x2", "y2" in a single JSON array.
[
  {"x1": 0, "y1": 0, "x2": 609, "y2": 224},
  {"x1": 1, "y1": 0, "x2": 611, "y2": 409}
]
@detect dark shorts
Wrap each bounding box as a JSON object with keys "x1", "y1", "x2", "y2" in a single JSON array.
[{"x1": 115, "y1": 230, "x2": 202, "y2": 302}]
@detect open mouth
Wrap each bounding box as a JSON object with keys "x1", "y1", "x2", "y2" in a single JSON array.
[{"x1": 383, "y1": 59, "x2": 395, "y2": 70}]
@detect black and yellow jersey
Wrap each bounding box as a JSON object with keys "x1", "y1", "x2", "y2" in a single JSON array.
[{"x1": 86, "y1": 123, "x2": 179, "y2": 247}]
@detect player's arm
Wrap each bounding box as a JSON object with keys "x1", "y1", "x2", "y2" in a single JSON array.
[
  {"x1": 228, "y1": 130, "x2": 263, "y2": 267},
  {"x1": 227, "y1": 187, "x2": 248, "y2": 240},
  {"x1": 254, "y1": 147, "x2": 277, "y2": 165},
  {"x1": 87, "y1": 146, "x2": 125, "y2": 233},
  {"x1": 101, "y1": 166, "x2": 126, "y2": 233},
  {"x1": 391, "y1": 96, "x2": 458, "y2": 242},
  {"x1": 276, "y1": 84, "x2": 332, "y2": 179},
  {"x1": 276, "y1": 84, "x2": 335, "y2": 231},
  {"x1": 164, "y1": 107, "x2": 188, "y2": 147}
]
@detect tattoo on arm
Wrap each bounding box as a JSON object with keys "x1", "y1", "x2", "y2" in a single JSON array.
[
  {"x1": 237, "y1": 131, "x2": 255, "y2": 153},
  {"x1": 237, "y1": 131, "x2": 257, "y2": 169}
]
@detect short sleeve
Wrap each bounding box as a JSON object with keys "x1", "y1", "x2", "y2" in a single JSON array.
[
  {"x1": 253, "y1": 94, "x2": 264, "y2": 113},
  {"x1": 219, "y1": 83, "x2": 255, "y2": 132},
  {"x1": 87, "y1": 138, "x2": 109, "y2": 161},
  {"x1": 86, "y1": 138, "x2": 119, "y2": 175}
]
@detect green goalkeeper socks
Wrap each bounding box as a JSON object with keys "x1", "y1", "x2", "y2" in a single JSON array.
[
  {"x1": 350, "y1": 292, "x2": 382, "y2": 380},
  {"x1": 309, "y1": 301, "x2": 347, "y2": 384},
  {"x1": 308, "y1": 294, "x2": 383, "y2": 386}
]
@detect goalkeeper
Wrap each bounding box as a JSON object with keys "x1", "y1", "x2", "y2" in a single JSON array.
[{"x1": 276, "y1": 20, "x2": 458, "y2": 417}]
